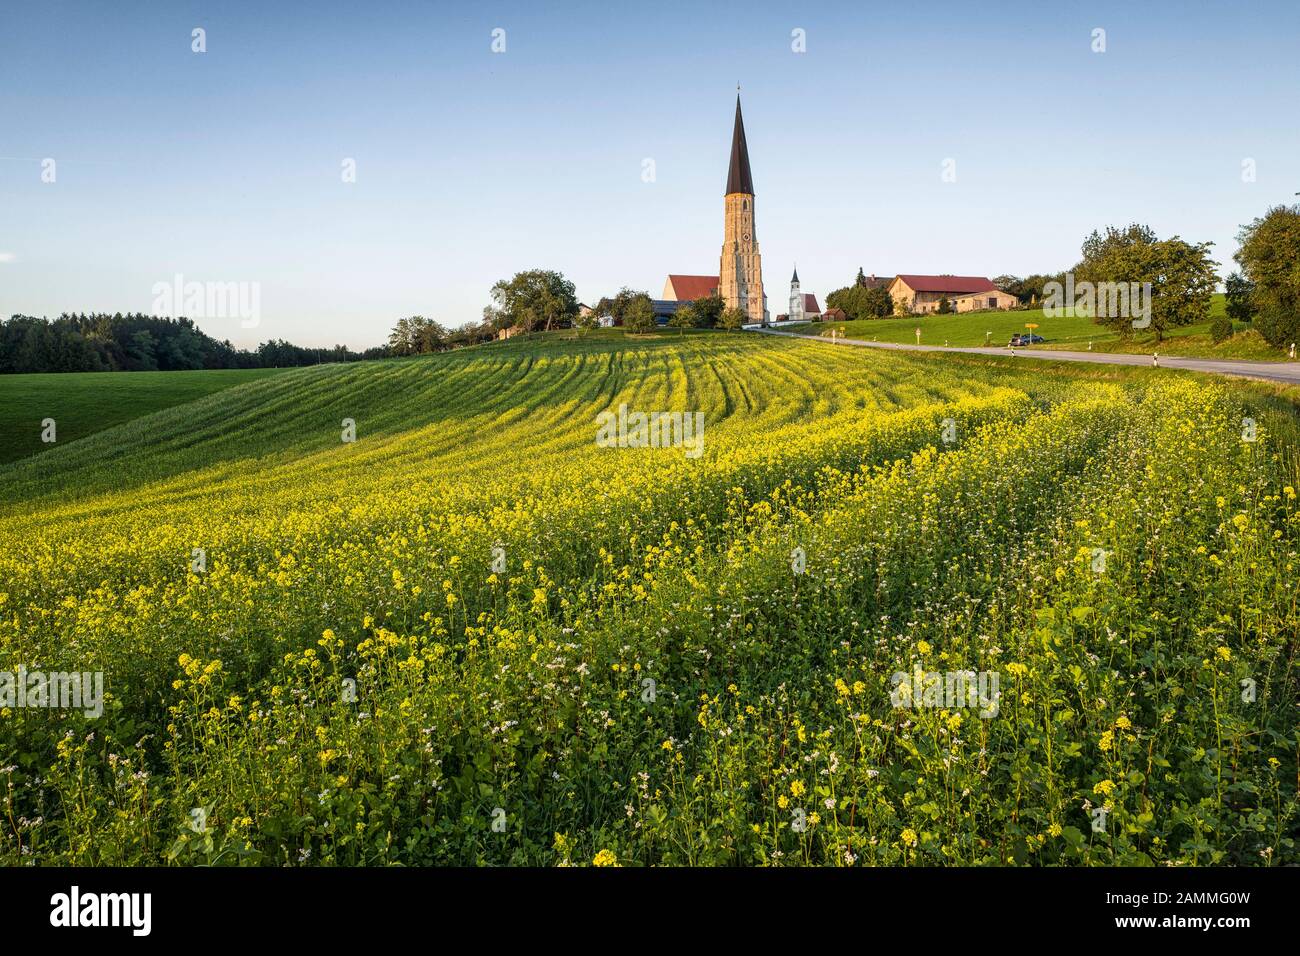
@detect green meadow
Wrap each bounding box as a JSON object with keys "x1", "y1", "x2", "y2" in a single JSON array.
[{"x1": 0, "y1": 367, "x2": 288, "y2": 464}]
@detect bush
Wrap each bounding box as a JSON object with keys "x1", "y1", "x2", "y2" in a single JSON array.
[
  {"x1": 1209, "y1": 315, "x2": 1233, "y2": 343},
  {"x1": 718, "y1": 307, "x2": 746, "y2": 330},
  {"x1": 623, "y1": 296, "x2": 656, "y2": 334},
  {"x1": 1224, "y1": 272, "x2": 1256, "y2": 323},
  {"x1": 1253, "y1": 303, "x2": 1300, "y2": 349}
]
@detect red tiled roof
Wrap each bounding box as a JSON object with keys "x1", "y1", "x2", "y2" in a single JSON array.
[
  {"x1": 667, "y1": 274, "x2": 720, "y2": 300},
  {"x1": 803, "y1": 293, "x2": 821, "y2": 313},
  {"x1": 893, "y1": 274, "x2": 996, "y2": 294}
]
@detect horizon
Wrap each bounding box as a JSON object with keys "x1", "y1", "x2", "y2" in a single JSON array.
[{"x1": 2, "y1": 0, "x2": 1298, "y2": 349}]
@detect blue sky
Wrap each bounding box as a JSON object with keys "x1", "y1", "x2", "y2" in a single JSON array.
[{"x1": 2, "y1": 0, "x2": 1297, "y2": 349}]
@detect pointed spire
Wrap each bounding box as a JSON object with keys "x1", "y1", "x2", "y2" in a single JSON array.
[
  {"x1": 792, "y1": 265, "x2": 799, "y2": 284},
  {"x1": 725, "y1": 94, "x2": 754, "y2": 196}
]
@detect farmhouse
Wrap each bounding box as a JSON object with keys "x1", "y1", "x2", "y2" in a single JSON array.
[{"x1": 888, "y1": 275, "x2": 1017, "y2": 314}]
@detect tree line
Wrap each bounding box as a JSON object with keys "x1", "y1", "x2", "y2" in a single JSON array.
[{"x1": 0, "y1": 313, "x2": 381, "y2": 374}]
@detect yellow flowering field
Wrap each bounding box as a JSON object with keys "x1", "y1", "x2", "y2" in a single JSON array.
[{"x1": 1, "y1": 332, "x2": 1296, "y2": 865}]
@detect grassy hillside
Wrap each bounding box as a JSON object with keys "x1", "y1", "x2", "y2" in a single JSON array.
[
  {"x1": 802, "y1": 294, "x2": 1290, "y2": 360},
  {"x1": 2, "y1": 330, "x2": 1297, "y2": 866},
  {"x1": 0, "y1": 367, "x2": 287, "y2": 465}
]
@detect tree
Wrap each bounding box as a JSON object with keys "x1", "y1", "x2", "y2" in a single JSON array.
[
  {"x1": 825, "y1": 283, "x2": 892, "y2": 321},
  {"x1": 1224, "y1": 273, "x2": 1256, "y2": 323},
  {"x1": 598, "y1": 287, "x2": 651, "y2": 327},
  {"x1": 863, "y1": 287, "x2": 892, "y2": 317},
  {"x1": 409, "y1": 316, "x2": 448, "y2": 353},
  {"x1": 1210, "y1": 314, "x2": 1233, "y2": 343},
  {"x1": 125, "y1": 329, "x2": 158, "y2": 370},
  {"x1": 937, "y1": 295, "x2": 952, "y2": 315},
  {"x1": 668, "y1": 303, "x2": 696, "y2": 334},
  {"x1": 488, "y1": 269, "x2": 580, "y2": 333},
  {"x1": 623, "y1": 294, "x2": 656, "y2": 334},
  {"x1": 690, "y1": 292, "x2": 725, "y2": 329},
  {"x1": 1078, "y1": 231, "x2": 1219, "y2": 341},
  {"x1": 1079, "y1": 223, "x2": 1159, "y2": 271},
  {"x1": 388, "y1": 317, "x2": 414, "y2": 355},
  {"x1": 718, "y1": 306, "x2": 746, "y2": 330},
  {"x1": 1234, "y1": 204, "x2": 1300, "y2": 348},
  {"x1": 825, "y1": 285, "x2": 866, "y2": 320}
]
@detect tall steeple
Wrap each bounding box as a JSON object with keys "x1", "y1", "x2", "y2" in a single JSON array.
[
  {"x1": 720, "y1": 92, "x2": 766, "y2": 325},
  {"x1": 789, "y1": 264, "x2": 804, "y2": 323},
  {"x1": 725, "y1": 95, "x2": 754, "y2": 196}
]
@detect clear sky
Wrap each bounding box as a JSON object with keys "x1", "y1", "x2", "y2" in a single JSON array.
[{"x1": 2, "y1": 0, "x2": 1297, "y2": 349}]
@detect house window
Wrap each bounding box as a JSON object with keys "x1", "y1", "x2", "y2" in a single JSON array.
[{"x1": 988, "y1": 297, "x2": 997, "y2": 309}]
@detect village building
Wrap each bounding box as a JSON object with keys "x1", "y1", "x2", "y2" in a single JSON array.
[
  {"x1": 776, "y1": 269, "x2": 822, "y2": 323},
  {"x1": 783, "y1": 268, "x2": 821, "y2": 322},
  {"x1": 887, "y1": 275, "x2": 1018, "y2": 314},
  {"x1": 661, "y1": 275, "x2": 719, "y2": 301}
]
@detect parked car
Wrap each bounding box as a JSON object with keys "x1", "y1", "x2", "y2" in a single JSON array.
[{"x1": 1009, "y1": 333, "x2": 1045, "y2": 346}]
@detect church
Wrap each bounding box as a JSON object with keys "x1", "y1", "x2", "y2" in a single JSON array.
[{"x1": 659, "y1": 94, "x2": 792, "y2": 327}]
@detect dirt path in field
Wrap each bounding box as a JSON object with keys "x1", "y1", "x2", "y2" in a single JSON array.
[{"x1": 754, "y1": 328, "x2": 1300, "y2": 386}]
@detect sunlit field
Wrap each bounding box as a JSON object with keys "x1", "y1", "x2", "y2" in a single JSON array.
[{"x1": 2, "y1": 331, "x2": 1297, "y2": 866}]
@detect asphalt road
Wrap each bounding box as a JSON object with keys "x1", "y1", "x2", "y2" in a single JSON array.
[{"x1": 754, "y1": 328, "x2": 1300, "y2": 386}]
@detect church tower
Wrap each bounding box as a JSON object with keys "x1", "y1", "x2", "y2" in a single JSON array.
[
  {"x1": 788, "y1": 267, "x2": 804, "y2": 323},
  {"x1": 720, "y1": 94, "x2": 766, "y2": 325}
]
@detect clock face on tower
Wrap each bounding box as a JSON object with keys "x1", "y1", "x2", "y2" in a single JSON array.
[{"x1": 742, "y1": 233, "x2": 750, "y2": 242}]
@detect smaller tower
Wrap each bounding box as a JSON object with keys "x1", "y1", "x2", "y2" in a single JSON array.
[{"x1": 788, "y1": 267, "x2": 805, "y2": 323}]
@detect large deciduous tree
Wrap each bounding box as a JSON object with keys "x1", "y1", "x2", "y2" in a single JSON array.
[
  {"x1": 1076, "y1": 224, "x2": 1218, "y2": 341},
  {"x1": 489, "y1": 269, "x2": 580, "y2": 333},
  {"x1": 1234, "y1": 204, "x2": 1300, "y2": 348}
]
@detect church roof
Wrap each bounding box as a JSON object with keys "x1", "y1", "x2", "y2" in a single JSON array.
[
  {"x1": 725, "y1": 95, "x2": 754, "y2": 196},
  {"x1": 803, "y1": 293, "x2": 821, "y2": 313},
  {"x1": 665, "y1": 274, "x2": 720, "y2": 301}
]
